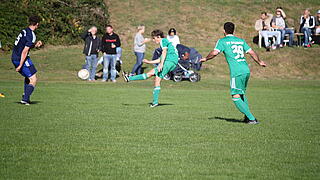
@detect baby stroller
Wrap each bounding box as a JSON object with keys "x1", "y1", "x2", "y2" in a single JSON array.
[
  {"x1": 165, "y1": 59, "x2": 201, "y2": 82},
  {"x1": 152, "y1": 45, "x2": 202, "y2": 82}
]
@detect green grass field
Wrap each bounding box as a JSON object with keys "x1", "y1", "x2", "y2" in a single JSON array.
[{"x1": 0, "y1": 79, "x2": 319, "y2": 179}]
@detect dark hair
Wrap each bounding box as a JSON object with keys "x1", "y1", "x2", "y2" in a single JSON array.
[
  {"x1": 106, "y1": 24, "x2": 113, "y2": 28},
  {"x1": 261, "y1": 12, "x2": 267, "y2": 15},
  {"x1": 168, "y1": 28, "x2": 176, "y2": 35},
  {"x1": 29, "y1": 15, "x2": 40, "y2": 26},
  {"x1": 151, "y1": 29, "x2": 164, "y2": 38},
  {"x1": 276, "y1": 7, "x2": 282, "y2": 9},
  {"x1": 224, "y1": 22, "x2": 235, "y2": 34}
]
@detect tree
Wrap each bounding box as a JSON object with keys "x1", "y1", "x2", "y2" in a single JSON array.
[{"x1": 0, "y1": 0, "x2": 109, "y2": 50}]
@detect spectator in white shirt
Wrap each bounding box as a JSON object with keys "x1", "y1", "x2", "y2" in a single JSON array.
[{"x1": 167, "y1": 28, "x2": 180, "y2": 47}]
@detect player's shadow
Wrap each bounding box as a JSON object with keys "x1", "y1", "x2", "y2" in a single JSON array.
[
  {"x1": 153, "y1": 103, "x2": 173, "y2": 107},
  {"x1": 122, "y1": 103, "x2": 174, "y2": 107},
  {"x1": 15, "y1": 101, "x2": 42, "y2": 105},
  {"x1": 209, "y1": 116, "x2": 244, "y2": 123}
]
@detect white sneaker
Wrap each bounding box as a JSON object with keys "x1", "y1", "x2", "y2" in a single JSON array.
[
  {"x1": 150, "y1": 103, "x2": 159, "y2": 108},
  {"x1": 111, "y1": 80, "x2": 117, "y2": 83},
  {"x1": 20, "y1": 100, "x2": 30, "y2": 106}
]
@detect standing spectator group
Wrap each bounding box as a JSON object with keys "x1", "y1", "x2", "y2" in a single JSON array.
[{"x1": 81, "y1": 24, "x2": 121, "y2": 82}]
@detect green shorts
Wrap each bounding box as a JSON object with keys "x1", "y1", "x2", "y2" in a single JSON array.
[
  {"x1": 154, "y1": 61, "x2": 177, "y2": 79},
  {"x1": 230, "y1": 73, "x2": 250, "y2": 95}
]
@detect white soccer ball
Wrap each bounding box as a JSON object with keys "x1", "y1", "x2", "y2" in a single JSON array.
[{"x1": 78, "y1": 69, "x2": 89, "y2": 80}]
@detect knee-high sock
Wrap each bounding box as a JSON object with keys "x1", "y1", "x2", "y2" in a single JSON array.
[
  {"x1": 129, "y1": 73, "x2": 148, "y2": 81},
  {"x1": 152, "y1": 86, "x2": 161, "y2": 105},
  {"x1": 232, "y1": 97, "x2": 255, "y2": 120},
  {"x1": 24, "y1": 82, "x2": 27, "y2": 96},
  {"x1": 240, "y1": 94, "x2": 248, "y2": 106},
  {"x1": 24, "y1": 84, "x2": 35, "y2": 102},
  {"x1": 24, "y1": 78, "x2": 30, "y2": 96}
]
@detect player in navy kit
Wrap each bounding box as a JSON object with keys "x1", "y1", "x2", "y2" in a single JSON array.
[{"x1": 12, "y1": 15, "x2": 42, "y2": 105}]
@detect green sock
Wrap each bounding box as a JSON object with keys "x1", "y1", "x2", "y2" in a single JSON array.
[
  {"x1": 232, "y1": 97, "x2": 255, "y2": 120},
  {"x1": 241, "y1": 94, "x2": 248, "y2": 106},
  {"x1": 152, "y1": 86, "x2": 161, "y2": 105},
  {"x1": 129, "y1": 73, "x2": 148, "y2": 81}
]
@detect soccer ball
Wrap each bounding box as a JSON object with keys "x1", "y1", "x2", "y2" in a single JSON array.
[{"x1": 77, "y1": 69, "x2": 89, "y2": 80}]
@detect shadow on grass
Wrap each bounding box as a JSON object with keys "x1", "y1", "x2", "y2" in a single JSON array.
[
  {"x1": 15, "y1": 101, "x2": 42, "y2": 105},
  {"x1": 122, "y1": 103, "x2": 174, "y2": 107},
  {"x1": 209, "y1": 116, "x2": 244, "y2": 123},
  {"x1": 153, "y1": 103, "x2": 173, "y2": 106}
]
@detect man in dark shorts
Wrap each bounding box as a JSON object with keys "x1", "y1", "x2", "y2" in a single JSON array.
[{"x1": 12, "y1": 15, "x2": 43, "y2": 105}]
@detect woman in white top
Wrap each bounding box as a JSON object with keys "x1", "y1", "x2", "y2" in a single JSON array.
[
  {"x1": 130, "y1": 25, "x2": 150, "y2": 75},
  {"x1": 167, "y1": 28, "x2": 180, "y2": 47}
]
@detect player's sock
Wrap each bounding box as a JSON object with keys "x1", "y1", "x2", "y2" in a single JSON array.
[
  {"x1": 152, "y1": 86, "x2": 161, "y2": 105},
  {"x1": 240, "y1": 94, "x2": 248, "y2": 105},
  {"x1": 129, "y1": 73, "x2": 148, "y2": 81},
  {"x1": 24, "y1": 84, "x2": 35, "y2": 102},
  {"x1": 23, "y1": 82, "x2": 27, "y2": 98},
  {"x1": 23, "y1": 78, "x2": 30, "y2": 98},
  {"x1": 232, "y1": 97, "x2": 255, "y2": 120}
]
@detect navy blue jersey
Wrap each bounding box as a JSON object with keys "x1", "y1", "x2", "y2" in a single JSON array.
[{"x1": 11, "y1": 27, "x2": 36, "y2": 61}]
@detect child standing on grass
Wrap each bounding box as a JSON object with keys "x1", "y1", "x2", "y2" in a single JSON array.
[
  {"x1": 200, "y1": 22, "x2": 267, "y2": 124},
  {"x1": 123, "y1": 29, "x2": 178, "y2": 107}
]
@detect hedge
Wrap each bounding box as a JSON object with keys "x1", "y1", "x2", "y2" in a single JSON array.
[{"x1": 0, "y1": 0, "x2": 109, "y2": 50}]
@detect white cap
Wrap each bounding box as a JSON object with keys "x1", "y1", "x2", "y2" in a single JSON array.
[{"x1": 317, "y1": 10, "x2": 320, "y2": 14}]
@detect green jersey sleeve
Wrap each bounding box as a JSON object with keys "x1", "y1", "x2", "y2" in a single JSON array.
[
  {"x1": 243, "y1": 40, "x2": 252, "y2": 53},
  {"x1": 160, "y1": 38, "x2": 169, "y2": 49},
  {"x1": 214, "y1": 39, "x2": 224, "y2": 52}
]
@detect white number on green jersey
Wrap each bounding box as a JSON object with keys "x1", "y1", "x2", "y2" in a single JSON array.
[{"x1": 231, "y1": 45, "x2": 244, "y2": 59}]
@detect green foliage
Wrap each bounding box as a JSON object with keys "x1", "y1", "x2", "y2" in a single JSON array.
[{"x1": 0, "y1": 0, "x2": 109, "y2": 50}]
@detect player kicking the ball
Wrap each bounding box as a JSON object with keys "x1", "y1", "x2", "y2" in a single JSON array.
[
  {"x1": 12, "y1": 15, "x2": 43, "y2": 105},
  {"x1": 123, "y1": 29, "x2": 178, "y2": 107},
  {"x1": 200, "y1": 22, "x2": 267, "y2": 124}
]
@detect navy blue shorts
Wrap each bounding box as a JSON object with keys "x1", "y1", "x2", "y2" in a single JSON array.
[{"x1": 12, "y1": 58, "x2": 37, "y2": 78}]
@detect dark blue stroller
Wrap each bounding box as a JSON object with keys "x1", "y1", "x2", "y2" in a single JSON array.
[{"x1": 152, "y1": 44, "x2": 202, "y2": 82}]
